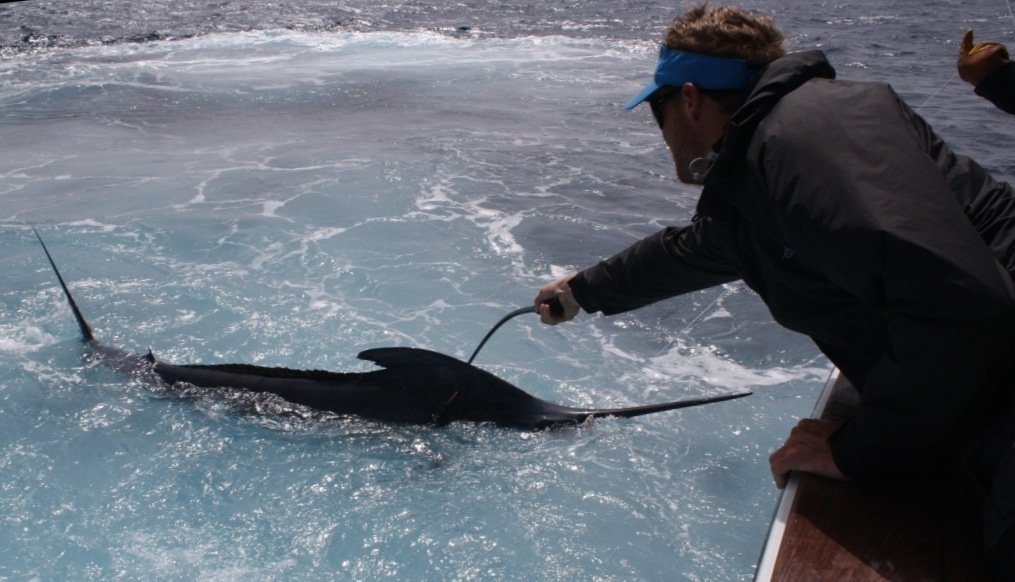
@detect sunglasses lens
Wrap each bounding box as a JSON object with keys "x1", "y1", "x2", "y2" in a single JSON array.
[
  {"x1": 650, "y1": 100, "x2": 665, "y2": 128},
  {"x1": 649, "y1": 90, "x2": 673, "y2": 129}
]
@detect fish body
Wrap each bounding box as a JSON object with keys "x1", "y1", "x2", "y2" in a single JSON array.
[{"x1": 35, "y1": 229, "x2": 749, "y2": 429}]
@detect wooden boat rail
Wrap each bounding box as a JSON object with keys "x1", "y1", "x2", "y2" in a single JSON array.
[{"x1": 755, "y1": 371, "x2": 988, "y2": 581}]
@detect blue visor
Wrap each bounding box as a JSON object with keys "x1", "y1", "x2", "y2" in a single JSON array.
[{"x1": 625, "y1": 46, "x2": 760, "y2": 110}]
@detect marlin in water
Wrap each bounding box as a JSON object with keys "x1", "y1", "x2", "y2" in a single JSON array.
[{"x1": 34, "y1": 229, "x2": 749, "y2": 429}]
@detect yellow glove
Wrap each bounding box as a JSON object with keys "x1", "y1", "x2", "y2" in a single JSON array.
[
  {"x1": 960, "y1": 29, "x2": 1009, "y2": 60},
  {"x1": 959, "y1": 29, "x2": 1010, "y2": 85}
]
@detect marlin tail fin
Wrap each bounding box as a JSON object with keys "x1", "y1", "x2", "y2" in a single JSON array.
[{"x1": 33, "y1": 228, "x2": 94, "y2": 342}]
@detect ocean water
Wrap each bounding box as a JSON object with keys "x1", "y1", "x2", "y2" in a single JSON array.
[{"x1": 1, "y1": 1, "x2": 1014, "y2": 580}]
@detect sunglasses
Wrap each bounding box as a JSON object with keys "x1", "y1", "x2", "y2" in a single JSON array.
[{"x1": 648, "y1": 89, "x2": 679, "y2": 129}]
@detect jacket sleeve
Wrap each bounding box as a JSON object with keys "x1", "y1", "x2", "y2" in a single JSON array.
[
  {"x1": 757, "y1": 82, "x2": 1015, "y2": 479},
  {"x1": 570, "y1": 219, "x2": 740, "y2": 316},
  {"x1": 975, "y1": 61, "x2": 1015, "y2": 116}
]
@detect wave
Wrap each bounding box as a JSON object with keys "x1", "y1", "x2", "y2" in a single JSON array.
[{"x1": 0, "y1": 0, "x2": 650, "y2": 57}]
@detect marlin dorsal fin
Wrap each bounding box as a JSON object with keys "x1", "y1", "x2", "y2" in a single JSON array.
[{"x1": 357, "y1": 347, "x2": 464, "y2": 369}]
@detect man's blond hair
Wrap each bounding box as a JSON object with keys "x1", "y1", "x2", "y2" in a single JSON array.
[{"x1": 665, "y1": 4, "x2": 785, "y2": 68}]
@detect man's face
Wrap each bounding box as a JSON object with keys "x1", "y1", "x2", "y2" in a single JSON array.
[{"x1": 652, "y1": 91, "x2": 707, "y2": 185}]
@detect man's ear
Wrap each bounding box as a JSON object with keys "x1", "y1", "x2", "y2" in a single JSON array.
[{"x1": 680, "y1": 82, "x2": 705, "y2": 120}]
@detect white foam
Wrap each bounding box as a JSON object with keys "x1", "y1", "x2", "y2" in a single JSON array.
[{"x1": 638, "y1": 343, "x2": 830, "y2": 390}]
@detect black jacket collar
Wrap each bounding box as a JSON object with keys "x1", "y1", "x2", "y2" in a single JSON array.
[{"x1": 698, "y1": 51, "x2": 836, "y2": 217}]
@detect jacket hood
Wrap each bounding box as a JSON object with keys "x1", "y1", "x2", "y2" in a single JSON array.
[
  {"x1": 729, "y1": 50, "x2": 836, "y2": 139},
  {"x1": 701, "y1": 51, "x2": 836, "y2": 208}
]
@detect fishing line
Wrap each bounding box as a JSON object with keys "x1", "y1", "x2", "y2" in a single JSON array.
[
  {"x1": 434, "y1": 300, "x2": 559, "y2": 424},
  {"x1": 652, "y1": 284, "x2": 734, "y2": 359},
  {"x1": 917, "y1": 72, "x2": 958, "y2": 112},
  {"x1": 465, "y1": 305, "x2": 535, "y2": 366}
]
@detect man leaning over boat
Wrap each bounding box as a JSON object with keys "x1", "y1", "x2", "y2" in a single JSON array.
[{"x1": 533, "y1": 5, "x2": 1015, "y2": 578}]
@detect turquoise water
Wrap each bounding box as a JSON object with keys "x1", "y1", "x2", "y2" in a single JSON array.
[{"x1": 1, "y1": 1, "x2": 1014, "y2": 580}]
